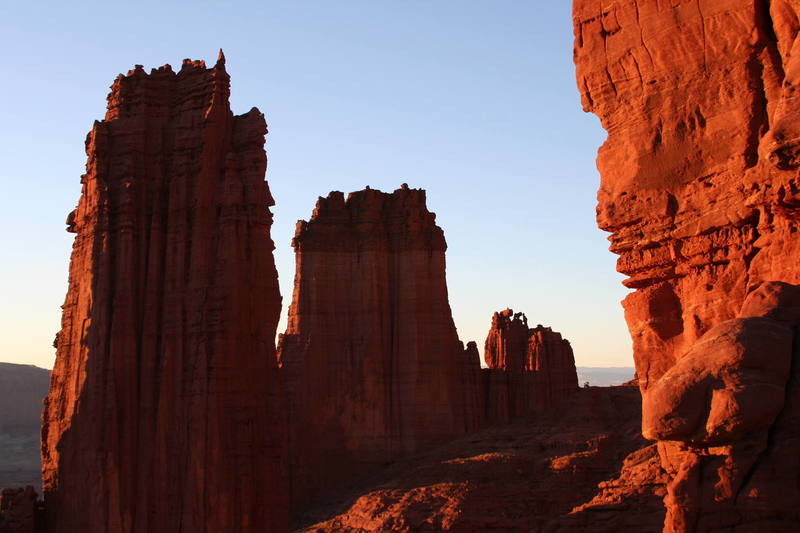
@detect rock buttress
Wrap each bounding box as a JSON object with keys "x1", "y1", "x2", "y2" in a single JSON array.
[
  {"x1": 41, "y1": 54, "x2": 288, "y2": 533},
  {"x1": 573, "y1": 1, "x2": 800, "y2": 530},
  {"x1": 483, "y1": 309, "x2": 578, "y2": 422},
  {"x1": 278, "y1": 186, "x2": 480, "y2": 507}
]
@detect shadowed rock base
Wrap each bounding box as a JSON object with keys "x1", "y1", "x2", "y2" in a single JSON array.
[{"x1": 294, "y1": 386, "x2": 665, "y2": 532}]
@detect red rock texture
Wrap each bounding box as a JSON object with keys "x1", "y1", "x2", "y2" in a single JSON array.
[
  {"x1": 573, "y1": 1, "x2": 800, "y2": 529},
  {"x1": 483, "y1": 309, "x2": 578, "y2": 421},
  {"x1": 277, "y1": 186, "x2": 480, "y2": 508},
  {"x1": 0, "y1": 487, "x2": 40, "y2": 533},
  {"x1": 293, "y1": 385, "x2": 665, "y2": 532},
  {"x1": 41, "y1": 53, "x2": 288, "y2": 533}
]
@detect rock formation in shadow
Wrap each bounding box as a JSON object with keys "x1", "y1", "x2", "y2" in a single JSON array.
[
  {"x1": 483, "y1": 309, "x2": 578, "y2": 422},
  {"x1": 277, "y1": 186, "x2": 481, "y2": 507},
  {"x1": 41, "y1": 53, "x2": 288, "y2": 533}
]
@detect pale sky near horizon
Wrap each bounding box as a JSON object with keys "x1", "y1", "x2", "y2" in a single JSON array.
[{"x1": 0, "y1": 1, "x2": 633, "y2": 370}]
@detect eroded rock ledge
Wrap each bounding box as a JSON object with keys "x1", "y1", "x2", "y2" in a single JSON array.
[{"x1": 573, "y1": 1, "x2": 800, "y2": 530}]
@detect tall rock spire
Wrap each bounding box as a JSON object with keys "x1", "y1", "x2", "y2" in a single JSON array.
[{"x1": 42, "y1": 58, "x2": 287, "y2": 533}]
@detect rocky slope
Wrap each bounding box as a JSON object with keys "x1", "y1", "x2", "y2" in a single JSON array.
[
  {"x1": 278, "y1": 186, "x2": 481, "y2": 508},
  {"x1": 573, "y1": 1, "x2": 800, "y2": 530},
  {"x1": 294, "y1": 385, "x2": 665, "y2": 533},
  {"x1": 41, "y1": 53, "x2": 288, "y2": 533}
]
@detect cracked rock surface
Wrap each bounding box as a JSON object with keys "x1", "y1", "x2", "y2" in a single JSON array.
[{"x1": 573, "y1": 1, "x2": 800, "y2": 530}]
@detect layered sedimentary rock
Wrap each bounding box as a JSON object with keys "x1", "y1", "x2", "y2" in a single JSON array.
[
  {"x1": 573, "y1": 2, "x2": 800, "y2": 530},
  {"x1": 483, "y1": 309, "x2": 578, "y2": 421},
  {"x1": 278, "y1": 186, "x2": 479, "y2": 506},
  {"x1": 42, "y1": 53, "x2": 287, "y2": 532}
]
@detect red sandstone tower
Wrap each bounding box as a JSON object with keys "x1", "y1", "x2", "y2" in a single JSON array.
[
  {"x1": 278, "y1": 186, "x2": 480, "y2": 505},
  {"x1": 483, "y1": 309, "x2": 578, "y2": 422},
  {"x1": 42, "y1": 53, "x2": 288, "y2": 533}
]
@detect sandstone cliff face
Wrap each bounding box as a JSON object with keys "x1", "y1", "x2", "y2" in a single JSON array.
[
  {"x1": 573, "y1": 2, "x2": 800, "y2": 530},
  {"x1": 528, "y1": 324, "x2": 580, "y2": 405},
  {"x1": 483, "y1": 309, "x2": 578, "y2": 421},
  {"x1": 42, "y1": 54, "x2": 287, "y2": 533},
  {"x1": 278, "y1": 186, "x2": 479, "y2": 506}
]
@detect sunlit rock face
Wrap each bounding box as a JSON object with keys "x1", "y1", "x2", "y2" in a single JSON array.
[
  {"x1": 483, "y1": 309, "x2": 578, "y2": 422},
  {"x1": 42, "y1": 54, "x2": 288, "y2": 533},
  {"x1": 277, "y1": 186, "x2": 481, "y2": 507},
  {"x1": 573, "y1": 1, "x2": 800, "y2": 530}
]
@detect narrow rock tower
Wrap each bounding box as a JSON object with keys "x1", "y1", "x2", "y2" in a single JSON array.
[{"x1": 42, "y1": 53, "x2": 288, "y2": 533}]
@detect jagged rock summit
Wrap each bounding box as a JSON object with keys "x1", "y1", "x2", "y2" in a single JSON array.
[
  {"x1": 483, "y1": 309, "x2": 578, "y2": 422},
  {"x1": 41, "y1": 54, "x2": 288, "y2": 533},
  {"x1": 574, "y1": 2, "x2": 800, "y2": 530}
]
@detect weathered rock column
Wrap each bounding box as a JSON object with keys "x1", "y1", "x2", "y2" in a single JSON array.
[
  {"x1": 483, "y1": 309, "x2": 577, "y2": 421},
  {"x1": 278, "y1": 186, "x2": 480, "y2": 505},
  {"x1": 573, "y1": 1, "x2": 800, "y2": 529},
  {"x1": 42, "y1": 53, "x2": 288, "y2": 533}
]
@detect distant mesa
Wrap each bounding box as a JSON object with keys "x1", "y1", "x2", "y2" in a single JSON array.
[
  {"x1": 0, "y1": 363, "x2": 49, "y2": 437},
  {"x1": 0, "y1": 363, "x2": 49, "y2": 495},
  {"x1": 278, "y1": 185, "x2": 582, "y2": 509}
]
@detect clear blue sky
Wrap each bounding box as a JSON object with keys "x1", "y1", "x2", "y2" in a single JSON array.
[{"x1": 0, "y1": 0, "x2": 632, "y2": 370}]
